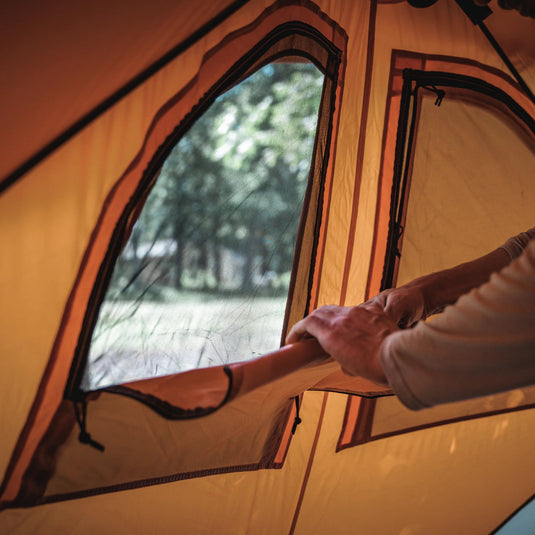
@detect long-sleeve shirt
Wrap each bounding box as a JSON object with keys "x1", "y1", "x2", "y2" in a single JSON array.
[{"x1": 380, "y1": 232, "x2": 535, "y2": 410}]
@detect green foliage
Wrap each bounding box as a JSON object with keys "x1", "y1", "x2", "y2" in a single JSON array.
[
  {"x1": 108, "y1": 62, "x2": 323, "y2": 299},
  {"x1": 87, "y1": 62, "x2": 324, "y2": 387}
]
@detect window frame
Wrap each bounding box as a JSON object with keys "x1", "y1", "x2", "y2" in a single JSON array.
[
  {"x1": 0, "y1": 8, "x2": 347, "y2": 508},
  {"x1": 338, "y1": 51, "x2": 535, "y2": 452},
  {"x1": 65, "y1": 22, "x2": 345, "y2": 401}
]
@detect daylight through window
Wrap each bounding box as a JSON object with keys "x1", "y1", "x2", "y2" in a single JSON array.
[{"x1": 83, "y1": 62, "x2": 324, "y2": 390}]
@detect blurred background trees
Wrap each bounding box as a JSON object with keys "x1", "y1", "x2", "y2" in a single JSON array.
[
  {"x1": 86, "y1": 61, "x2": 324, "y2": 387},
  {"x1": 107, "y1": 61, "x2": 323, "y2": 300}
]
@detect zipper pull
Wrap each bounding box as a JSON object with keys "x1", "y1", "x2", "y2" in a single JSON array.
[
  {"x1": 422, "y1": 84, "x2": 446, "y2": 106},
  {"x1": 73, "y1": 399, "x2": 105, "y2": 451},
  {"x1": 291, "y1": 396, "x2": 302, "y2": 435}
]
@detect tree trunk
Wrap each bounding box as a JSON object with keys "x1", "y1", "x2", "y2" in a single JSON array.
[{"x1": 172, "y1": 220, "x2": 185, "y2": 289}]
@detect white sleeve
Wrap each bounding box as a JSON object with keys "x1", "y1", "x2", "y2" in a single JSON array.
[
  {"x1": 499, "y1": 226, "x2": 535, "y2": 259},
  {"x1": 380, "y1": 240, "x2": 535, "y2": 410}
]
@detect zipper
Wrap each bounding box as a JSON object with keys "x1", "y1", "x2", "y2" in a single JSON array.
[
  {"x1": 64, "y1": 22, "x2": 343, "y2": 401},
  {"x1": 381, "y1": 68, "x2": 535, "y2": 292},
  {"x1": 405, "y1": 69, "x2": 534, "y2": 132},
  {"x1": 381, "y1": 69, "x2": 414, "y2": 291}
]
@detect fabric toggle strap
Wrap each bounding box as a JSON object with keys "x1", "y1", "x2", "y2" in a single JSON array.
[
  {"x1": 421, "y1": 84, "x2": 446, "y2": 106},
  {"x1": 291, "y1": 396, "x2": 302, "y2": 435},
  {"x1": 73, "y1": 400, "x2": 105, "y2": 451},
  {"x1": 393, "y1": 222, "x2": 405, "y2": 259}
]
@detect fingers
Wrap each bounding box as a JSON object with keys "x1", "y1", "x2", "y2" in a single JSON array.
[
  {"x1": 384, "y1": 298, "x2": 412, "y2": 328},
  {"x1": 285, "y1": 304, "x2": 397, "y2": 385},
  {"x1": 286, "y1": 304, "x2": 390, "y2": 347},
  {"x1": 285, "y1": 318, "x2": 313, "y2": 344},
  {"x1": 383, "y1": 287, "x2": 425, "y2": 328},
  {"x1": 382, "y1": 293, "x2": 410, "y2": 326},
  {"x1": 285, "y1": 305, "x2": 334, "y2": 344}
]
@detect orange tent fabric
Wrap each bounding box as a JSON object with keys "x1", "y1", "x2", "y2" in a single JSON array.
[{"x1": 1, "y1": 1, "x2": 534, "y2": 533}]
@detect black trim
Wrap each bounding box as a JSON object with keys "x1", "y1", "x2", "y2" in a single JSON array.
[
  {"x1": 8, "y1": 460, "x2": 285, "y2": 509},
  {"x1": 64, "y1": 22, "x2": 342, "y2": 401},
  {"x1": 309, "y1": 387, "x2": 394, "y2": 398},
  {"x1": 454, "y1": 0, "x2": 492, "y2": 25},
  {"x1": 0, "y1": 0, "x2": 251, "y2": 195},
  {"x1": 477, "y1": 22, "x2": 535, "y2": 105},
  {"x1": 363, "y1": 402, "x2": 535, "y2": 445},
  {"x1": 381, "y1": 68, "x2": 535, "y2": 291},
  {"x1": 303, "y1": 64, "x2": 340, "y2": 318},
  {"x1": 407, "y1": 69, "x2": 535, "y2": 131},
  {"x1": 408, "y1": 0, "x2": 439, "y2": 8},
  {"x1": 103, "y1": 366, "x2": 234, "y2": 420},
  {"x1": 381, "y1": 74, "x2": 414, "y2": 291}
]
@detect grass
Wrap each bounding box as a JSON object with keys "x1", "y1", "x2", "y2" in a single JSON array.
[{"x1": 84, "y1": 293, "x2": 287, "y2": 390}]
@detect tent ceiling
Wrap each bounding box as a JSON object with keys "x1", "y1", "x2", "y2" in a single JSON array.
[{"x1": 0, "y1": 0, "x2": 244, "y2": 183}]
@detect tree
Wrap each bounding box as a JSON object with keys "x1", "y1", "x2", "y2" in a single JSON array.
[
  {"x1": 87, "y1": 62, "x2": 324, "y2": 388},
  {"x1": 107, "y1": 61, "x2": 323, "y2": 298}
]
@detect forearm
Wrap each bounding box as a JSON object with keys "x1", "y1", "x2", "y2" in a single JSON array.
[
  {"x1": 404, "y1": 248, "x2": 511, "y2": 318},
  {"x1": 381, "y1": 240, "x2": 535, "y2": 410},
  {"x1": 403, "y1": 227, "x2": 535, "y2": 319}
]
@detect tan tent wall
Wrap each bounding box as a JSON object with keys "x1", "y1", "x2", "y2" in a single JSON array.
[
  {"x1": 1, "y1": 0, "x2": 534, "y2": 532},
  {"x1": 0, "y1": 1, "x2": 350, "y2": 504},
  {"x1": 2, "y1": 392, "x2": 535, "y2": 534},
  {"x1": 0, "y1": 0, "x2": 248, "y2": 182},
  {"x1": 336, "y1": 0, "x2": 533, "y2": 309},
  {"x1": 1, "y1": 0, "x2": 322, "y2": 483}
]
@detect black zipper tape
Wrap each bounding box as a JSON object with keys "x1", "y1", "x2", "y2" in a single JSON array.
[
  {"x1": 65, "y1": 23, "x2": 343, "y2": 400},
  {"x1": 381, "y1": 68, "x2": 535, "y2": 293}
]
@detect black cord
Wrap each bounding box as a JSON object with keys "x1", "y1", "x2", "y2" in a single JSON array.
[
  {"x1": 291, "y1": 396, "x2": 302, "y2": 435},
  {"x1": 478, "y1": 21, "x2": 535, "y2": 104},
  {"x1": 73, "y1": 400, "x2": 105, "y2": 451}
]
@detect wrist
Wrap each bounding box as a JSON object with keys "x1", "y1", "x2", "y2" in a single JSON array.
[{"x1": 408, "y1": 275, "x2": 443, "y2": 318}]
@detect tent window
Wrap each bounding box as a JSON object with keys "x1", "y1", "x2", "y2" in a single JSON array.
[
  {"x1": 383, "y1": 71, "x2": 535, "y2": 290},
  {"x1": 82, "y1": 62, "x2": 324, "y2": 391},
  {"x1": 341, "y1": 63, "x2": 535, "y2": 451}
]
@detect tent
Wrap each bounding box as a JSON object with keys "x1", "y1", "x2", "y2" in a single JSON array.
[{"x1": 1, "y1": 0, "x2": 534, "y2": 532}]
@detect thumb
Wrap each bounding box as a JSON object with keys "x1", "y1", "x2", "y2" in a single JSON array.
[
  {"x1": 384, "y1": 294, "x2": 418, "y2": 328},
  {"x1": 383, "y1": 295, "x2": 406, "y2": 323}
]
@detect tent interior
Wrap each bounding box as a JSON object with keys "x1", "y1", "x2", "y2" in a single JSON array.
[{"x1": 1, "y1": 0, "x2": 534, "y2": 533}]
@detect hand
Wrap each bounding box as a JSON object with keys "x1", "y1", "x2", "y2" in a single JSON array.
[
  {"x1": 286, "y1": 305, "x2": 400, "y2": 386},
  {"x1": 362, "y1": 285, "x2": 426, "y2": 328}
]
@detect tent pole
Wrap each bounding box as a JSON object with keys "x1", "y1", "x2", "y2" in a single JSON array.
[{"x1": 477, "y1": 21, "x2": 535, "y2": 104}]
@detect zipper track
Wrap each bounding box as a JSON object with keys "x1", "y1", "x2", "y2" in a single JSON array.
[
  {"x1": 64, "y1": 22, "x2": 342, "y2": 400},
  {"x1": 381, "y1": 68, "x2": 535, "y2": 292},
  {"x1": 407, "y1": 69, "x2": 535, "y2": 132},
  {"x1": 381, "y1": 72, "x2": 415, "y2": 291}
]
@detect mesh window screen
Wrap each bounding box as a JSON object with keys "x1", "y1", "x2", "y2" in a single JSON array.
[{"x1": 83, "y1": 63, "x2": 324, "y2": 390}]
